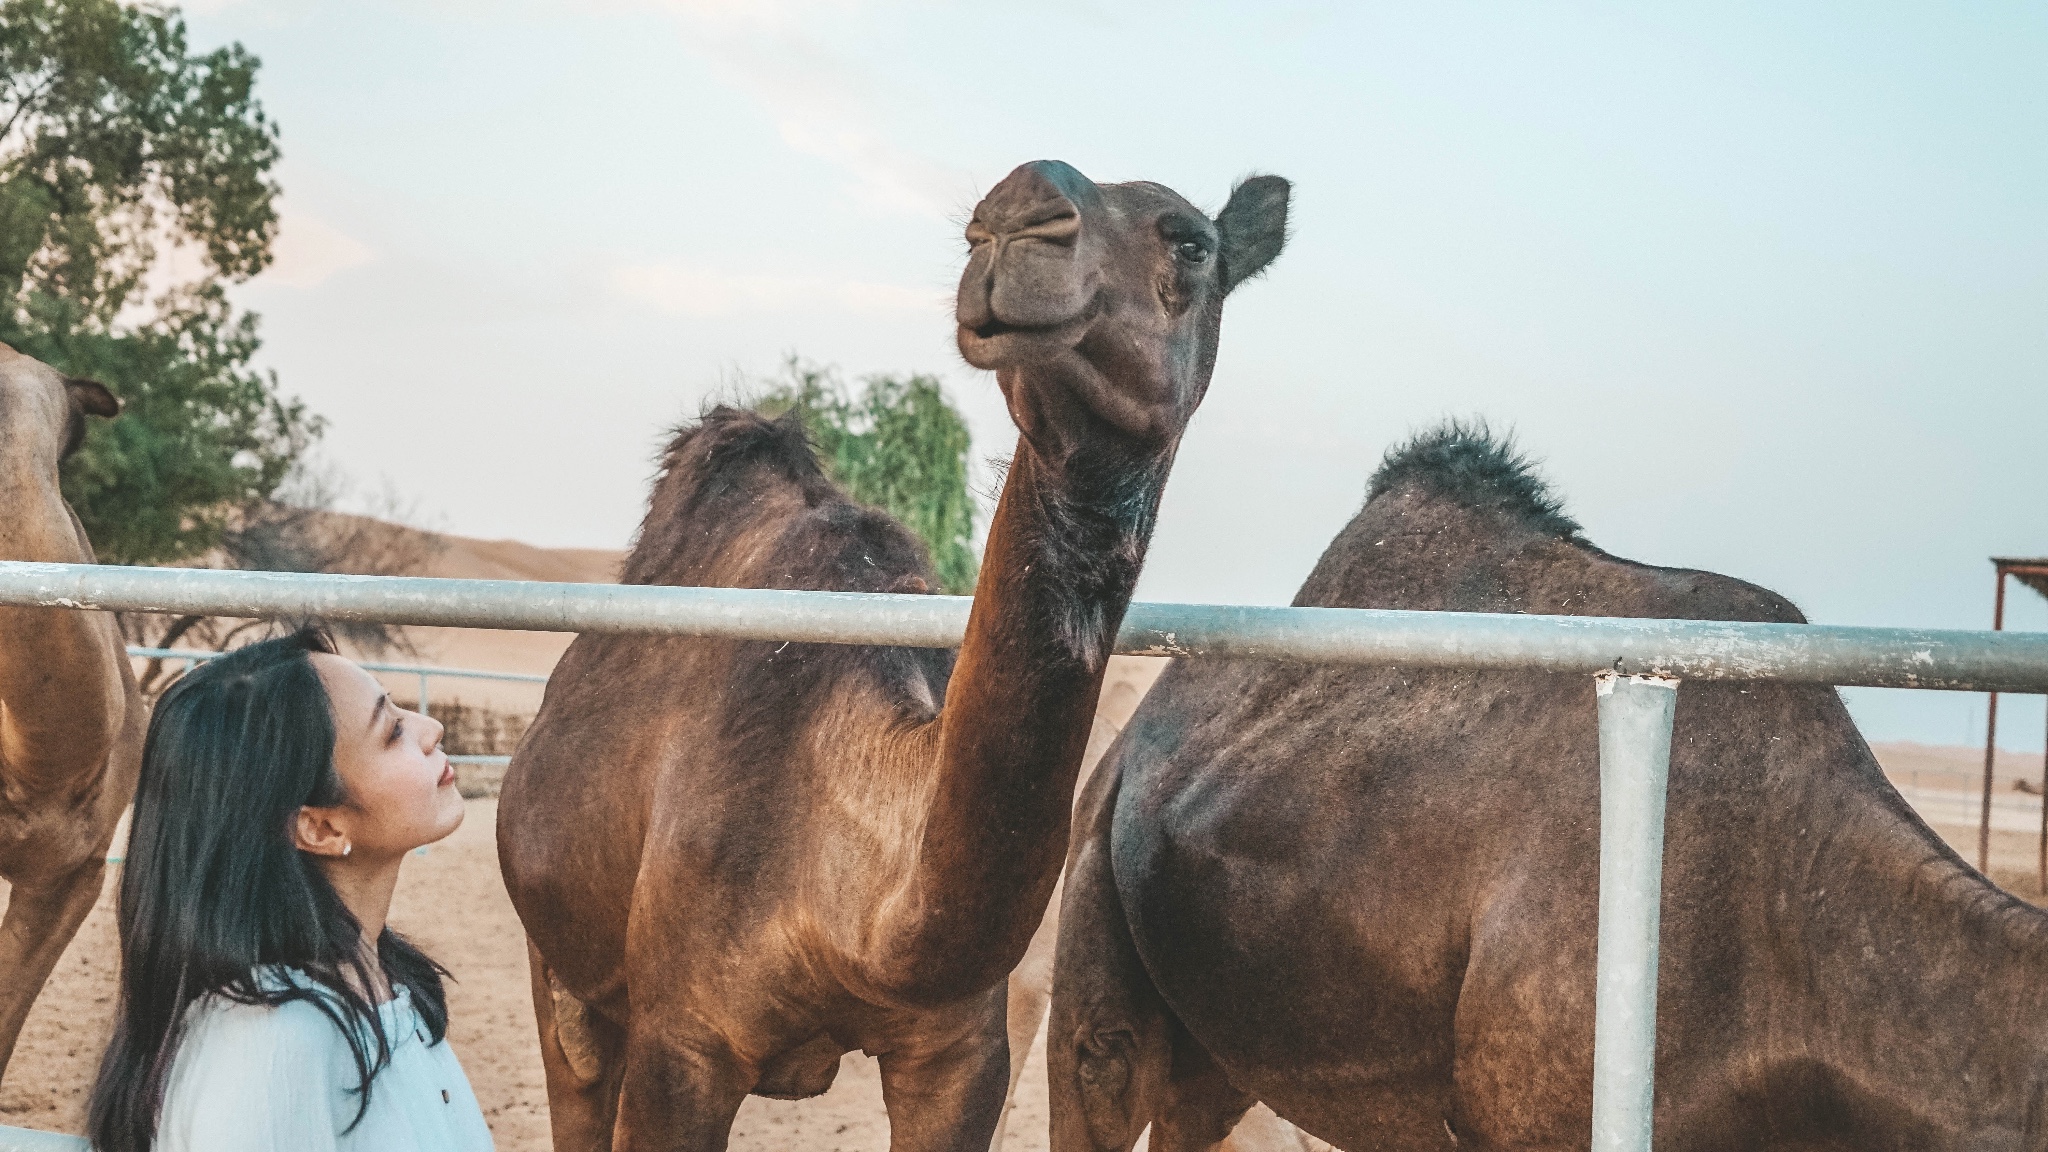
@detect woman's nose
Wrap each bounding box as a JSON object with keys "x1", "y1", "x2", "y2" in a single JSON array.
[{"x1": 424, "y1": 715, "x2": 445, "y2": 750}]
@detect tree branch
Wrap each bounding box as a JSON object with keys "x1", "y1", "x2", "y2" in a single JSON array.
[
  {"x1": 0, "y1": 72, "x2": 57, "y2": 159},
  {"x1": 134, "y1": 612, "x2": 208, "y2": 697}
]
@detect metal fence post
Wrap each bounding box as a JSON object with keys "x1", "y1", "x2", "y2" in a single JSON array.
[
  {"x1": 418, "y1": 670, "x2": 431, "y2": 720},
  {"x1": 1590, "y1": 672, "x2": 1680, "y2": 1152}
]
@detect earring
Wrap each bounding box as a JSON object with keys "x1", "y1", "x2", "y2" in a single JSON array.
[{"x1": 342, "y1": 841, "x2": 352, "y2": 858}]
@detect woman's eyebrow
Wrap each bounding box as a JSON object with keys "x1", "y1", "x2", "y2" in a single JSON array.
[{"x1": 368, "y1": 694, "x2": 390, "y2": 733}]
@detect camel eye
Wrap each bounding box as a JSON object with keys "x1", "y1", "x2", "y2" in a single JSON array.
[{"x1": 1175, "y1": 239, "x2": 1210, "y2": 264}]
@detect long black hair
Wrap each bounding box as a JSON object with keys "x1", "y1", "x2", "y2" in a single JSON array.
[{"x1": 87, "y1": 629, "x2": 450, "y2": 1152}]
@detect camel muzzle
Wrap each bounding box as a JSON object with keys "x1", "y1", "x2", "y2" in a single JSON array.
[{"x1": 957, "y1": 161, "x2": 1105, "y2": 362}]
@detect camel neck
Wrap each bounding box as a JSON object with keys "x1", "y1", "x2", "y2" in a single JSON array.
[
  {"x1": 886, "y1": 435, "x2": 1171, "y2": 1002},
  {"x1": 0, "y1": 470, "x2": 124, "y2": 793},
  {"x1": 1769, "y1": 760, "x2": 2048, "y2": 1143}
]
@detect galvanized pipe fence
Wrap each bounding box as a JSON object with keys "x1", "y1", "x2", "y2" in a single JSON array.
[{"x1": 1, "y1": 560, "x2": 2046, "y2": 1152}]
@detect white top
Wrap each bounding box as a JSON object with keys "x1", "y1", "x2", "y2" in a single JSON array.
[{"x1": 156, "y1": 972, "x2": 494, "y2": 1152}]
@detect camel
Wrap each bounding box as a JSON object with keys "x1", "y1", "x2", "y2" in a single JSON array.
[
  {"x1": 1050, "y1": 422, "x2": 2048, "y2": 1152},
  {"x1": 0, "y1": 343, "x2": 143, "y2": 1080},
  {"x1": 498, "y1": 160, "x2": 1290, "y2": 1151},
  {"x1": 996, "y1": 656, "x2": 1327, "y2": 1152}
]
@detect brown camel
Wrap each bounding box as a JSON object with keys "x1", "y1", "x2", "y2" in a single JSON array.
[
  {"x1": 498, "y1": 160, "x2": 1290, "y2": 1152},
  {"x1": 1050, "y1": 422, "x2": 2048, "y2": 1152},
  {"x1": 0, "y1": 343, "x2": 142, "y2": 1080}
]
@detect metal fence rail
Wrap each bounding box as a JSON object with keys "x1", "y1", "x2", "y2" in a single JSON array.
[
  {"x1": 4, "y1": 560, "x2": 2047, "y2": 1152},
  {"x1": 7, "y1": 560, "x2": 2048, "y2": 691}
]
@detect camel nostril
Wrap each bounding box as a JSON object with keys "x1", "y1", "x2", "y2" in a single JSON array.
[
  {"x1": 972, "y1": 202, "x2": 1081, "y2": 246},
  {"x1": 977, "y1": 163, "x2": 1089, "y2": 240}
]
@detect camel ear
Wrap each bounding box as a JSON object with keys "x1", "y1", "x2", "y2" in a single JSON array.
[
  {"x1": 1215, "y1": 174, "x2": 1290, "y2": 294},
  {"x1": 65, "y1": 377, "x2": 120, "y2": 419}
]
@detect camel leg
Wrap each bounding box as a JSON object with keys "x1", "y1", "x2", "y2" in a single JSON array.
[
  {"x1": 878, "y1": 988, "x2": 1011, "y2": 1152},
  {"x1": 1141, "y1": 1017, "x2": 1260, "y2": 1152},
  {"x1": 1049, "y1": 756, "x2": 1176, "y2": 1152},
  {"x1": 609, "y1": 1016, "x2": 752, "y2": 1152},
  {"x1": 0, "y1": 855, "x2": 105, "y2": 1078},
  {"x1": 528, "y1": 940, "x2": 628, "y2": 1152},
  {"x1": 991, "y1": 889, "x2": 1060, "y2": 1151}
]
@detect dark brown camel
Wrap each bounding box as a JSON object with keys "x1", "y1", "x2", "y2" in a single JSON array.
[
  {"x1": 0, "y1": 343, "x2": 142, "y2": 1080},
  {"x1": 999, "y1": 658, "x2": 1326, "y2": 1152},
  {"x1": 498, "y1": 160, "x2": 1289, "y2": 1152},
  {"x1": 1050, "y1": 423, "x2": 2048, "y2": 1152}
]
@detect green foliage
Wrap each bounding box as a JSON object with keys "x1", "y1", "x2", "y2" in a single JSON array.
[
  {"x1": 1, "y1": 0, "x2": 316, "y2": 564},
  {"x1": 754, "y1": 359, "x2": 981, "y2": 595}
]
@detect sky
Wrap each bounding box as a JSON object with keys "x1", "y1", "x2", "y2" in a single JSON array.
[{"x1": 175, "y1": 0, "x2": 2047, "y2": 750}]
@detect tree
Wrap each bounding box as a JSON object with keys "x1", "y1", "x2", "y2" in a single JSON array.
[
  {"x1": 753, "y1": 359, "x2": 981, "y2": 595},
  {"x1": 1, "y1": 0, "x2": 318, "y2": 565}
]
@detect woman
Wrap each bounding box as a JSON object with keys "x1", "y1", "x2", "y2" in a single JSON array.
[{"x1": 87, "y1": 629, "x2": 493, "y2": 1152}]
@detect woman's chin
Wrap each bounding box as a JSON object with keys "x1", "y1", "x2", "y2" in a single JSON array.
[{"x1": 434, "y1": 792, "x2": 467, "y2": 837}]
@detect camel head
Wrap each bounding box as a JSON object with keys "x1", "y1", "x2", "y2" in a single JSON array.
[
  {"x1": 0, "y1": 343, "x2": 119, "y2": 565},
  {"x1": 0, "y1": 342, "x2": 120, "y2": 488},
  {"x1": 956, "y1": 161, "x2": 1289, "y2": 461}
]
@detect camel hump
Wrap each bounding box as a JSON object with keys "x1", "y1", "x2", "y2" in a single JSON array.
[
  {"x1": 622, "y1": 403, "x2": 943, "y2": 597},
  {"x1": 1307, "y1": 419, "x2": 1806, "y2": 626},
  {"x1": 608, "y1": 402, "x2": 953, "y2": 742},
  {"x1": 1369, "y1": 420, "x2": 1809, "y2": 626},
  {"x1": 622, "y1": 405, "x2": 847, "y2": 586},
  {"x1": 1365, "y1": 419, "x2": 1580, "y2": 540}
]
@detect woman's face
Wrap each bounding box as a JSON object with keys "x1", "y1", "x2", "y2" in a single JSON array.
[{"x1": 308, "y1": 653, "x2": 464, "y2": 859}]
